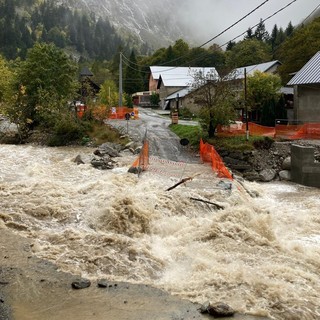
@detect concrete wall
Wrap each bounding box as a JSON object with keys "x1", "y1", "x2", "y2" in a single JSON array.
[
  {"x1": 291, "y1": 144, "x2": 320, "y2": 187},
  {"x1": 158, "y1": 84, "x2": 184, "y2": 109},
  {"x1": 294, "y1": 84, "x2": 320, "y2": 122}
]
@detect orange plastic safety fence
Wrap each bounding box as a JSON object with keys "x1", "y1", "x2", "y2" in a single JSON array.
[
  {"x1": 131, "y1": 140, "x2": 149, "y2": 171},
  {"x1": 217, "y1": 122, "x2": 275, "y2": 137},
  {"x1": 108, "y1": 107, "x2": 139, "y2": 120},
  {"x1": 274, "y1": 124, "x2": 304, "y2": 139},
  {"x1": 200, "y1": 139, "x2": 233, "y2": 180},
  {"x1": 215, "y1": 121, "x2": 320, "y2": 140},
  {"x1": 290, "y1": 123, "x2": 320, "y2": 140},
  {"x1": 248, "y1": 123, "x2": 275, "y2": 137}
]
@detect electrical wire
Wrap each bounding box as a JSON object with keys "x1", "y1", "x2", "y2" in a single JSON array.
[
  {"x1": 220, "y1": 0, "x2": 297, "y2": 48},
  {"x1": 121, "y1": 0, "x2": 272, "y2": 71},
  {"x1": 271, "y1": 2, "x2": 320, "y2": 56},
  {"x1": 198, "y1": 0, "x2": 270, "y2": 48},
  {"x1": 121, "y1": 0, "x2": 303, "y2": 76},
  {"x1": 182, "y1": 0, "x2": 298, "y2": 67}
]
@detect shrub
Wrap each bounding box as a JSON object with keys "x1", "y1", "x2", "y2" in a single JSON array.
[{"x1": 48, "y1": 116, "x2": 88, "y2": 146}]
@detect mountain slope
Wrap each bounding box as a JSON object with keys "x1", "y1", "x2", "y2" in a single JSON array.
[{"x1": 59, "y1": 0, "x2": 187, "y2": 49}]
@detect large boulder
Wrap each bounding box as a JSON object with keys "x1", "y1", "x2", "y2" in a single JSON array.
[
  {"x1": 91, "y1": 156, "x2": 115, "y2": 170},
  {"x1": 199, "y1": 301, "x2": 235, "y2": 317},
  {"x1": 282, "y1": 156, "x2": 291, "y2": 170},
  {"x1": 259, "y1": 168, "x2": 277, "y2": 182},
  {"x1": 95, "y1": 142, "x2": 121, "y2": 157},
  {"x1": 279, "y1": 170, "x2": 291, "y2": 181}
]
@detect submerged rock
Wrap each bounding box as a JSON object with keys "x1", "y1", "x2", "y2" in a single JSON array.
[
  {"x1": 71, "y1": 278, "x2": 91, "y2": 289},
  {"x1": 199, "y1": 301, "x2": 235, "y2": 317},
  {"x1": 73, "y1": 155, "x2": 85, "y2": 165},
  {"x1": 91, "y1": 157, "x2": 115, "y2": 170},
  {"x1": 97, "y1": 279, "x2": 108, "y2": 288},
  {"x1": 128, "y1": 166, "x2": 142, "y2": 174},
  {"x1": 207, "y1": 302, "x2": 235, "y2": 317}
]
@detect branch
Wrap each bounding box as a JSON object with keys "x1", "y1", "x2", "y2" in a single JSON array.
[
  {"x1": 166, "y1": 173, "x2": 202, "y2": 191},
  {"x1": 166, "y1": 177, "x2": 193, "y2": 191},
  {"x1": 190, "y1": 197, "x2": 224, "y2": 210}
]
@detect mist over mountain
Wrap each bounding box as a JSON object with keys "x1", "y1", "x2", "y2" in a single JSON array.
[
  {"x1": 1, "y1": 0, "x2": 319, "y2": 62},
  {"x1": 59, "y1": 0, "x2": 190, "y2": 49}
]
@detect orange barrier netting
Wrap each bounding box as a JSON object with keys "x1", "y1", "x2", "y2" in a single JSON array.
[
  {"x1": 217, "y1": 122, "x2": 275, "y2": 137},
  {"x1": 131, "y1": 140, "x2": 149, "y2": 171},
  {"x1": 108, "y1": 107, "x2": 139, "y2": 120},
  {"x1": 274, "y1": 124, "x2": 303, "y2": 139},
  {"x1": 218, "y1": 121, "x2": 320, "y2": 140},
  {"x1": 200, "y1": 139, "x2": 233, "y2": 180},
  {"x1": 288, "y1": 123, "x2": 320, "y2": 140}
]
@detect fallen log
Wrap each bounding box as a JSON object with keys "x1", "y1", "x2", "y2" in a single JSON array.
[{"x1": 190, "y1": 197, "x2": 224, "y2": 210}]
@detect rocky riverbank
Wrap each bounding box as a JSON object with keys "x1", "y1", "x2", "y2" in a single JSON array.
[{"x1": 217, "y1": 140, "x2": 320, "y2": 183}]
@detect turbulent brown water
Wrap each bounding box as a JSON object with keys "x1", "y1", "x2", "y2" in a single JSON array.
[{"x1": 0, "y1": 144, "x2": 319, "y2": 319}]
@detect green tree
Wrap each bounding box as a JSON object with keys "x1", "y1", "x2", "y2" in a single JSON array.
[
  {"x1": 0, "y1": 55, "x2": 14, "y2": 104},
  {"x1": 123, "y1": 50, "x2": 144, "y2": 95},
  {"x1": 98, "y1": 79, "x2": 119, "y2": 107},
  {"x1": 225, "y1": 39, "x2": 271, "y2": 68},
  {"x1": 245, "y1": 27, "x2": 254, "y2": 39},
  {"x1": 190, "y1": 70, "x2": 238, "y2": 138},
  {"x1": 150, "y1": 92, "x2": 160, "y2": 106},
  {"x1": 246, "y1": 70, "x2": 282, "y2": 125},
  {"x1": 16, "y1": 42, "x2": 78, "y2": 130},
  {"x1": 285, "y1": 21, "x2": 294, "y2": 37},
  {"x1": 172, "y1": 39, "x2": 189, "y2": 64},
  {"x1": 254, "y1": 19, "x2": 269, "y2": 41},
  {"x1": 278, "y1": 17, "x2": 320, "y2": 83}
]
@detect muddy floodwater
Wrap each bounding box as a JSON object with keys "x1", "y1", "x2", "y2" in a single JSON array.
[{"x1": 0, "y1": 144, "x2": 320, "y2": 319}]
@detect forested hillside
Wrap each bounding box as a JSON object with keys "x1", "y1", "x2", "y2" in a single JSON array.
[{"x1": 0, "y1": 0, "x2": 131, "y2": 60}]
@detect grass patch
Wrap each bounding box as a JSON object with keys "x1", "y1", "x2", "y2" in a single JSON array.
[
  {"x1": 208, "y1": 135, "x2": 267, "y2": 152},
  {"x1": 86, "y1": 122, "x2": 130, "y2": 146},
  {"x1": 169, "y1": 124, "x2": 202, "y2": 147},
  {"x1": 169, "y1": 123, "x2": 273, "y2": 152}
]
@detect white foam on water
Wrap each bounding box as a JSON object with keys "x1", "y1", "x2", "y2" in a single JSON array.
[{"x1": 0, "y1": 145, "x2": 320, "y2": 319}]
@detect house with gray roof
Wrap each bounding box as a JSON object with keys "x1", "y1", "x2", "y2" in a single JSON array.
[
  {"x1": 227, "y1": 60, "x2": 281, "y2": 80},
  {"x1": 287, "y1": 51, "x2": 320, "y2": 122}
]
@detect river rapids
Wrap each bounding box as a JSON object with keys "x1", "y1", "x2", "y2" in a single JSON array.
[{"x1": 0, "y1": 144, "x2": 319, "y2": 319}]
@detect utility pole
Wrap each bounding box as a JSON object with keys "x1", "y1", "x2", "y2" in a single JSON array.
[
  {"x1": 244, "y1": 68, "x2": 249, "y2": 141},
  {"x1": 119, "y1": 52, "x2": 123, "y2": 107}
]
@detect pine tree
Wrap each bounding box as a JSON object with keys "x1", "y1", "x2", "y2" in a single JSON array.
[
  {"x1": 123, "y1": 50, "x2": 144, "y2": 95},
  {"x1": 285, "y1": 21, "x2": 294, "y2": 37},
  {"x1": 254, "y1": 19, "x2": 269, "y2": 41},
  {"x1": 245, "y1": 28, "x2": 254, "y2": 39}
]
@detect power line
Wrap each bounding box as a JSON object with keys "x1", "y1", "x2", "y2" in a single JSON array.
[
  {"x1": 271, "y1": 2, "x2": 320, "y2": 56},
  {"x1": 121, "y1": 0, "x2": 299, "y2": 76},
  {"x1": 121, "y1": 0, "x2": 272, "y2": 71},
  {"x1": 170, "y1": 0, "x2": 298, "y2": 69},
  {"x1": 198, "y1": 0, "x2": 270, "y2": 48},
  {"x1": 219, "y1": 0, "x2": 297, "y2": 48}
]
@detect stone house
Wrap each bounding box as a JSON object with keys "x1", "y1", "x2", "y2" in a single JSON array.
[{"x1": 287, "y1": 51, "x2": 320, "y2": 122}]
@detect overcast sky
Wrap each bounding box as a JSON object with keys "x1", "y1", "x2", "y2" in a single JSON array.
[{"x1": 177, "y1": 0, "x2": 320, "y2": 46}]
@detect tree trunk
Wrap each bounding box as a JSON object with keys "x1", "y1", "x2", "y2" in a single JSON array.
[{"x1": 208, "y1": 118, "x2": 216, "y2": 138}]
